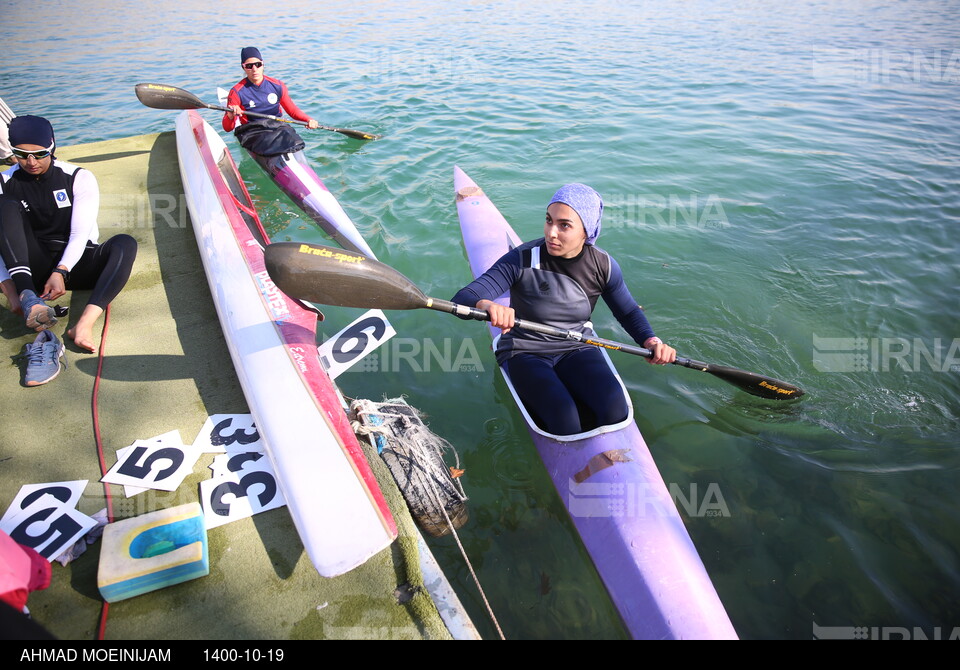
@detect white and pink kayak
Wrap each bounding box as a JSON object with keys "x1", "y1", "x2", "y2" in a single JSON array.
[
  {"x1": 175, "y1": 109, "x2": 397, "y2": 576},
  {"x1": 216, "y1": 85, "x2": 376, "y2": 258},
  {"x1": 454, "y1": 165, "x2": 737, "y2": 639},
  {"x1": 244, "y1": 147, "x2": 376, "y2": 258}
]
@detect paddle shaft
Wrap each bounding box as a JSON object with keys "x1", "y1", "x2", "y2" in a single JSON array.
[
  {"x1": 212, "y1": 86, "x2": 317, "y2": 129},
  {"x1": 262, "y1": 242, "x2": 805, "y2": 400},
  {"x1": 135, "y1": 83, "x2": 380, "y2": 139},
  {"x1": 211, "y1": 101, "x2": 309, "y2": 127},
  {"x1": 428, "y1": 297, "x2": 699, "y2": 364},
  {"x1": 215, "y1": 102, "x2": 373, "y2": 138},
  {"x1": 424, "y1": 297, "x2": 802, "y2": 398},
  {"x1": 213, "y1": 102, "x2": 379, "y2": 139}
]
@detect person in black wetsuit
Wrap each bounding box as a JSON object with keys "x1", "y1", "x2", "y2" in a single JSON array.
[
  {"x1": 452, "y1": 183, "x2": 676, "y2": 436},
  {"x1": 0, "y1": 115, "x2": 137, "y2": 354}
]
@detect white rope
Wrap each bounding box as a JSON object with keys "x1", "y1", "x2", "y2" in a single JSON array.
[
  {"x1": 351, "y1": 397, "x2": 506, "y2": 640},
  {"x1": 431, "y1": 475, "x2": 506, "y2": 641}
]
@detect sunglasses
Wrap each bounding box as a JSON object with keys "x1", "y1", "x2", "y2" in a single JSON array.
[
  {"x1": 243, "y1": 61, "x2": 264, "y2": 70},
  {"x1": 12, "y1": 143, "x2": 54, "y2": 161}
]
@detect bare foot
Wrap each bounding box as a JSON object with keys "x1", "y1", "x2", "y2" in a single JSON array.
[
  {"x1": 68, "y1": 304, "x2": 105, "y2": 353},
  {"x1": 1, "y1": 279, "x2": 23, "y2": 316},
  {"x1": 67, "y1": 325, "x2": 98, "y2": 353}
]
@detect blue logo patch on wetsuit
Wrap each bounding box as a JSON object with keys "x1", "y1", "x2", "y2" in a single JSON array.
[{"x1": 53, "y1": 189, "x2": 71, "y2": 208}]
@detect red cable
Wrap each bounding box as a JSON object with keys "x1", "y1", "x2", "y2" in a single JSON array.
[{"x1": 91, "y1": 305, "x2": 112, "y2": 640}]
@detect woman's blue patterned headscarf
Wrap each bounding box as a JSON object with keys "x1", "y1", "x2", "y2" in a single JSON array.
[{"x1": 548, "y1": 183, "x2": 603, "y2": 245}]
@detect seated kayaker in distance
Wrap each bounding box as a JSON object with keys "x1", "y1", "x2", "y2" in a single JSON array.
[
  {"x1": 0, "y1": 115, "x2": 138, "y2": 355},
  {"x1": 451, "y1": 183, "x2": 676, "y2": 436},
  {"x1": 222, "y1": 46, "x2": 320, "y2": 132}
]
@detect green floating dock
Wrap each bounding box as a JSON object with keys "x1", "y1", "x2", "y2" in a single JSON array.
[{"x1": 0, "y1": 132, "x2": 478, "y2": 641}]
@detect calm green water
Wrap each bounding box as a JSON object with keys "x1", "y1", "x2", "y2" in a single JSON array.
[{"x1": 6, "y1": 0, "x2": 959, "y2": 640}]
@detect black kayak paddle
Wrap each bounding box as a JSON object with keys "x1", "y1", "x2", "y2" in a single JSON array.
[
  {"x1": 134, "y1": 83, "x2": 381, "y2": 140},
  {"x1": 263, "y1": 242, "x2": 805, "y2": 401}
]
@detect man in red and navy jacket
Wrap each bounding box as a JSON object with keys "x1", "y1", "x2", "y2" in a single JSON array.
[{"x1": 222, "y1": 46, "x2": 319, "y2": 132}]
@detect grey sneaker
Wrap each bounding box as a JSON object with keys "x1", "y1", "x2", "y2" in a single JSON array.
[
  {"x1": 20, "y1": 289, "x2": 58, "y2": 331},
  {"x1": 24, "y1": 330, "x2": 66, "y2": 387}
]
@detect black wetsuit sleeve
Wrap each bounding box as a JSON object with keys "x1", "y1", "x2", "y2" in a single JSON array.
[
  {"x1": 602, "y1": 256, "x2": 656, "y2": 345},
  {"x1": 450, "y1": 249, "x2": 523, "y2": 317}
]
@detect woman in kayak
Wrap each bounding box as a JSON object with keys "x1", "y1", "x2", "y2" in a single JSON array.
[
  {"x1": 222, "y1": 46, "x2": 320, "y2": 132},
  {"x1": 451, "y1": 183, "x2": 676, "y2": 436},
  {"x1": 0, "y1": 115, "x2": 138, "y2": 354}
]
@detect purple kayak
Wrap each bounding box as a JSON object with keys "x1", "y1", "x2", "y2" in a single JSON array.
[{"x1": 454, "y1": 165, "x2": 738, "y2": 640}]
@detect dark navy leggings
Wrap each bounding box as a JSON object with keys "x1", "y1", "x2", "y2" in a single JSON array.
[
  {"x1": 503, "y1": 347, "x2": 630, "y2": 436},
  {"x1": 1, "y1": 195, "x2": 137, "y2": 309}
]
